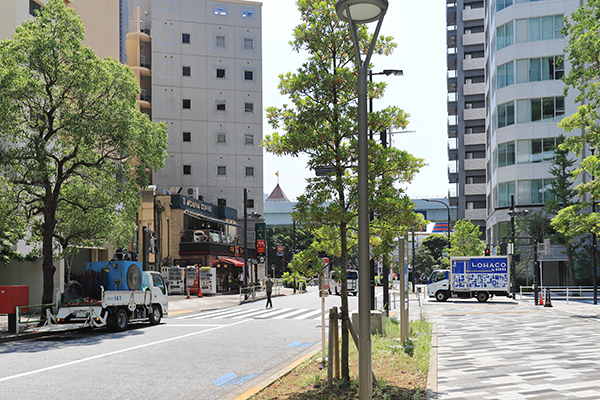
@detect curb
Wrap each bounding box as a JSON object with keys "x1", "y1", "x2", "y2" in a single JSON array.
[{"x1": 425, "y1": 323, "x2": 438, "y2": 399}]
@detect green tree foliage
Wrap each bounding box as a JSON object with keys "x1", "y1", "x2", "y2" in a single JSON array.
[
  {"x1": 419, "y1": 234, "x2": 449, "y2": 262},
  {"x1": 0, "y1": 0, "x2": 168, "y2": 303},
  {"x1": 266, "y1": 226, "x2": 312, "y2": 277},
  {"x1": 553, "y1": 1, "x2": 600, "y2": 273},
  {"x1": 262, "y1": 0, "x2": 424, "y2": 382},
  {"x1": 447, "y1": 220, "x2": 485, "y2": 258}
]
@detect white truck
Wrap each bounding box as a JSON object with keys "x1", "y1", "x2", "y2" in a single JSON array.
[
  {"x1": 427, "y1": 256, "x2": 510, "y2": 303},
  {"x1": 41, "y1": 261, "x2": 168, "y2": 333}
]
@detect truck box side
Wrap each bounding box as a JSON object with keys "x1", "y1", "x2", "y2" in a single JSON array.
[{"x1": 451, "y1": 257, "x2": 509, "y2": 292}]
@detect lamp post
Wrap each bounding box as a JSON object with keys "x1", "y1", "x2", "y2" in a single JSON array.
[
  {"x1": 423, "y1": 199, "x2": 451, "y2": 248},
  {"x1": 335, "y1": 1, "x2": 388, "y2": 398}
]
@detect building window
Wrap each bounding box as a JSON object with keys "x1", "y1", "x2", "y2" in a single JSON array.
[
  {"x1": 496, "y1": 61, "x2": 514, "y2": 89},
  {"x1": 243, "y1": 38, "x2": 254, "y2": 50},
  {"x1": 182, "y1": 66, "x2": 191, "y2": 76},
  {"x1": 245, "y1": 167, "x2": 255, "y2": 177},
  {"x1": 216, "y1": 68, "x2": 226, "y2": 79},
  {"x1": 242, "y1": 9, "x2": 254, "y2": 18},
  {"x1": 244, "y1": 70, "x2": 254, "y2": 81},
  {"x1": 29, "y1": 0, "x2": 42, "y2": 16},
  {"x1": 496, "y1": 137, "x2": 557, "y2": 169},
  {"x1": 182, "y1": 33, "x2": 191, "y2": 44},
  {"x1": 247, "y1": 198, "x2": 255, "y2": 209},
  {"x1": 244, "y1": 134, "x2": 254, "y2": 145},
  {"x1": 183, "y1": 99, "x2": 191, "y2": 109},
  {"x1": 217, "y1": 166, "x2": 227, "y2": 176},
  {"x1": 244, "y1": 102, "x2": 254, "y2": 113},
  {"x1": 216, "y1": 101, "x2": 226, "y2": 111},
  {"x1": 496, "y1": 101, "x2": 514, "y2": 128},
  {"x1": 183, "y1": 165, "x2": 191, "y2": 175},
  {"x1": 218, "y1": 198, "x2": 226, "y2": 207},
  {"x1": 183, "y1": 131, "x2": 191, "y2": 142},
  {"x1": 216, "y1": 133, "x2": 227, "y2": 144},
  {"x1": 214, "y1": 6, "x2": 227, "y2": 16},
  {"x1": 215, "y1": 35, "x2": 226, "y2": 48}
]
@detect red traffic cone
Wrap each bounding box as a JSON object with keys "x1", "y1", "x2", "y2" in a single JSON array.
[
  {"x1": 198, "y1": 285, "x2": 202, "y2": 298},
  {"x1": 186, "y1": 288, "x2": 190, "y2": 299},
  {"x1": 538, "y1": 292, "x2": 543, "y2": 306}
]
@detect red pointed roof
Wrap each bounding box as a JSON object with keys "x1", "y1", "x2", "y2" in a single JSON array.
[{"x1": 266, "y1": 184, "x2": 290, "y2": 202}]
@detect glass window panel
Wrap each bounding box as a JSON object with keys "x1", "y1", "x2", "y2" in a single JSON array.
[
  {"x1": 493, "y1": 148, "x2": 498, "y2": 170},
  {"x1": 517, "y1": 140, "x2": 530, "y2": 163},
  {"x1": 508, "y1": 181, "x2": 516, "y2": 204},
  {"x1": 554, "y1": 15, "x2": 564, "y2": 38},
  {"x1": 556, "y1": 96, "x2": 565, "y2": 118},
  {"x1": 516, "y1": 19, "x2": 528, "y2": 43},
  {"x1": 529, "y1": 58, "x2": 541, "y2": 81},
  {"x1": 499, "y1": 182, "x2": 507, "y2": 207},
  {"x1": 506, "y1": 101, "x2": 515, "y2": 126},
  {"x1": 497, "y1": 25, "x2": 505, "y2": 50},
  {"x1": 496, "y1": 0, "x2": 503, "y2": 12},
  {"x1": 506, "y1": 61, "x2": 514, "y2": 86},
  {"x1": 529, "y1": 17, "x2": 540, "y2": 41},
  {"x1": 517, "y1": 99, "x2": 529, "y2": 123},
  {"x1": 544, "y1": 179, "x2": 556, "y2": 202},
  {"x1": 531, "y1": 139, "x2": 543, "y2": 163},
  {"x1": 517, "y1": 180, "x2": 530, "y2": 204},
  {"x1": 498, "y1": 103, "x2": 506, "y2": 128},
  {"x1": 541, "y1": 57, "x2": 552, "y2": 80},
  {"x1": 516, "y1": 59, "x2": 529, "y2": 83},
  {"x1": 499, "y1": 143, "x2": 507, "y2": 167},
  {"x1": 507, "y1": 141, "x2": 515, "y2": 165},
  {"x1": 497, "y1": 64, "x2": 506, "y2": 89},
  {"x1": 543, "y1": 97, "x2": 555, "y2": 120},
  {"x1": 555, "y1": 56, "x2": 564, "y2": 79},
  {"x1": 541, "y1": 16, "x2": 554, "y2": 40},
  {"x1": 531, "y1": 179, "x2": 544, "y2": 203},
  {"x1": 506, "y1": 21, "x2": 514, "y2": 46},
  {"x1": 543, "y1": 138, "x2": 555, "y2": 161},
  {"x1": 530, "y1": 98, "x2": 541, "y2": 122}
]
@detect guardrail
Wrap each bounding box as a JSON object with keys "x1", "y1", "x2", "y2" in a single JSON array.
[
  {"x1": 16, "y1": 303, "x2": 53, "y2": 335},
  {"x1": 519, "y1": 286, "x2": 596, "y2": 304},
  {"x1": 239, "y1": 279, "x2": 283, "y2": 303}
]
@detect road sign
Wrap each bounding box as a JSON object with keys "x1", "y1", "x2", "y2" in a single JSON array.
[
  {"x1": 277, "y1": 245, "x2": 284, "y2": 256},
  {"x1": 323, "y1": 257, "x2": 330, "y2": 292}
]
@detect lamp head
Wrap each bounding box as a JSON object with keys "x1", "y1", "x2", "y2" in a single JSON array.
[
  {"x1": 383, "y1": 69, "x2": 403, "y2": 76},
  {"x1": 335, "y1": 0, "x2": 389, "y2": 24}
]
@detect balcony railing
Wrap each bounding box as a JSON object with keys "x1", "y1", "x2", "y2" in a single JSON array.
[
  {"x1": 127, "y1": 55, "x2": 151, "y2": 69},
  {"x1": 129, "y1": 19, "x2": 151, "y2": 35}
]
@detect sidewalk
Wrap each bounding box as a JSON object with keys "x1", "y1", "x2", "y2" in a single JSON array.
[{"x1": 0, "y1": 287, "x2": 294, "y2": 343}]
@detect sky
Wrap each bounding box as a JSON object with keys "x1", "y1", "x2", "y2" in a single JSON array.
[{"x1": 260, "y1": 0, "x2": 448, "y2": 201}]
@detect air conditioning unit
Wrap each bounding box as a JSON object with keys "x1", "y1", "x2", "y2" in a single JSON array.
[{"x1": 186, "y1": 187, "x2": 199, "y2": 199}]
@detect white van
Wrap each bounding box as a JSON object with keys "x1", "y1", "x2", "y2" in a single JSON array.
[{"x1": 329, "y1": 269, "x2": 359, "y2": 296}]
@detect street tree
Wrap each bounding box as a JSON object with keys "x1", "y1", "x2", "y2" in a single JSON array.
[
  {"x1": 0, "y1": 0, "x2": 168, "y2": 304},
  {"x1": 262, "y1": 0, "x2": 424, "y2": 382},
  {"x1": 447, "y1": 220, "x2": 485, "y2": 258},
  {"x1": 552, "y1": 1, "x2": 600, "y2": 263}
]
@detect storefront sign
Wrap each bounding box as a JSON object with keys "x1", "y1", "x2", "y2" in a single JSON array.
[{"x1": 256, "y1": 223, "x2": 266, "y2": 256}]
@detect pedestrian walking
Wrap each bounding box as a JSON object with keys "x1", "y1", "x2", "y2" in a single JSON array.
[{"x1": 263, "y1": 275, "x2": 274, "y2": 308}]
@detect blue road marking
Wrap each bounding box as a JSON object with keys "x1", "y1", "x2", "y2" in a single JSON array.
[
  {"x1": 213, "y1": 372, "x2": 259, "y2": 387},
  {"x1": 288, "y1": 341, "x2": 315, "y2": 348}
]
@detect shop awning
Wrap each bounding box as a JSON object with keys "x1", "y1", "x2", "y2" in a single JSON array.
[{"x1": 212, "y1": 257, "x2": 244, "y2": 267}]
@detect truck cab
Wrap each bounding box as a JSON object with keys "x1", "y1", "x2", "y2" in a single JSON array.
[
  {"x1": 427, "y1": 269, "x2": 450, "y2": 301},
  {"x1": 329, "y1": 269, "x2": 359, "y2": 296}
]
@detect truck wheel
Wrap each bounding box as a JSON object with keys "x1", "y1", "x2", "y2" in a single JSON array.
[
  {"x1": 435, "y1": 291, "x2": 448, "y2": 302},
  {"x1": 476, "y1": 292, "x2": 489, "y2": 303},
  {"x1": 111, "y1": 308, "x2": 128, "y2": 332},
  {"x1": 149, "y1": 305, "x2": 162, "y2": 325}
]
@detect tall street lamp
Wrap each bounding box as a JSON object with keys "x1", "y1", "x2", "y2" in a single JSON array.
[
  {"x1": 335, "y1": 1, "x2": 388, "y2": 398},
  {"x1": 424, "y1": 199, "x2": 451, "y2": 248}
]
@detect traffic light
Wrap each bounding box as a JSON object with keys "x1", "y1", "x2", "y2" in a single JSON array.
[
  {"x1": 485, "y1": 248, "x2": 491, "y2": 256},
  {"x1": 499, "y1": 243, "x2": 508, "y2": 255}
]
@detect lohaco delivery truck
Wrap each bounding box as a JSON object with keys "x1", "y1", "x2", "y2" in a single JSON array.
[{"x1": 427, "y1": 256, "x2": 510, "y2": 303}]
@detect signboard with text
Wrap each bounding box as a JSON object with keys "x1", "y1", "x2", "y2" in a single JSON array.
[{"x1": 256, "y1": 223, "x2": 266, "y2": 256}]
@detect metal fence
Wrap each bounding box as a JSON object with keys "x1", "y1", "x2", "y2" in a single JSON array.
[{"x1": 519, "y1": 286, "x2": 597, "y2": 304}]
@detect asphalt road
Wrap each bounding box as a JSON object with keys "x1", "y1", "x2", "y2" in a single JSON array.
[{"x1": 0, "y1": 286, "x2": 362, "y2": 400}]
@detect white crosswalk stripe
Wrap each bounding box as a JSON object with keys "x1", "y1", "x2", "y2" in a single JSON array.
[{"x1": 177, "y1": 307, "x2": 347, "y2": 321}]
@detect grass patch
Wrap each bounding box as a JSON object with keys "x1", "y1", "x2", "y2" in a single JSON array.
[{"x1": 250, "y1": 317, "x2": 432, "y2": 399}]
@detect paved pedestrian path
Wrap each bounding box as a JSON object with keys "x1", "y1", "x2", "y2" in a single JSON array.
[{"x1": 422, "y1": 296, "x2": 600, "y2": 399}]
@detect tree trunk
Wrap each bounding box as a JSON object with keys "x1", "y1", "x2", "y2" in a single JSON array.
[
  {"x1": 339, "y1": 221, "x2": 350, "y2": 382},
  {"x1": 41, "y1": 210, "x2": 57, "y2": 305}
]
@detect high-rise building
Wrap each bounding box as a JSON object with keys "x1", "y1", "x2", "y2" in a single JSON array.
[
  {"x1": 446, "y1": 0, "x2": 487, "y2": 238},
  {"x1": 447, "y1": 0, "x2": 584, "y2": 283},
  {"x1": 125, "y1": 0, "x2": 263, "y2": 220}
]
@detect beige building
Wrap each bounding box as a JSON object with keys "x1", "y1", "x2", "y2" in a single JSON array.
[{"x1": 0, "y1": 0, "x2": 121, "y2": 304}]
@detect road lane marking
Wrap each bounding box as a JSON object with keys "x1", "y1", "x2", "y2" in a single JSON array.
[
  {"x1": 292, "y1": 309, "x2": 322, "y2": 320},
  {"x1": 272, "y1": 309, "x2": 309, "y2": 319},
  {"x1": 0, "y1": 319, "x2": 251, "y2": 383}
]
